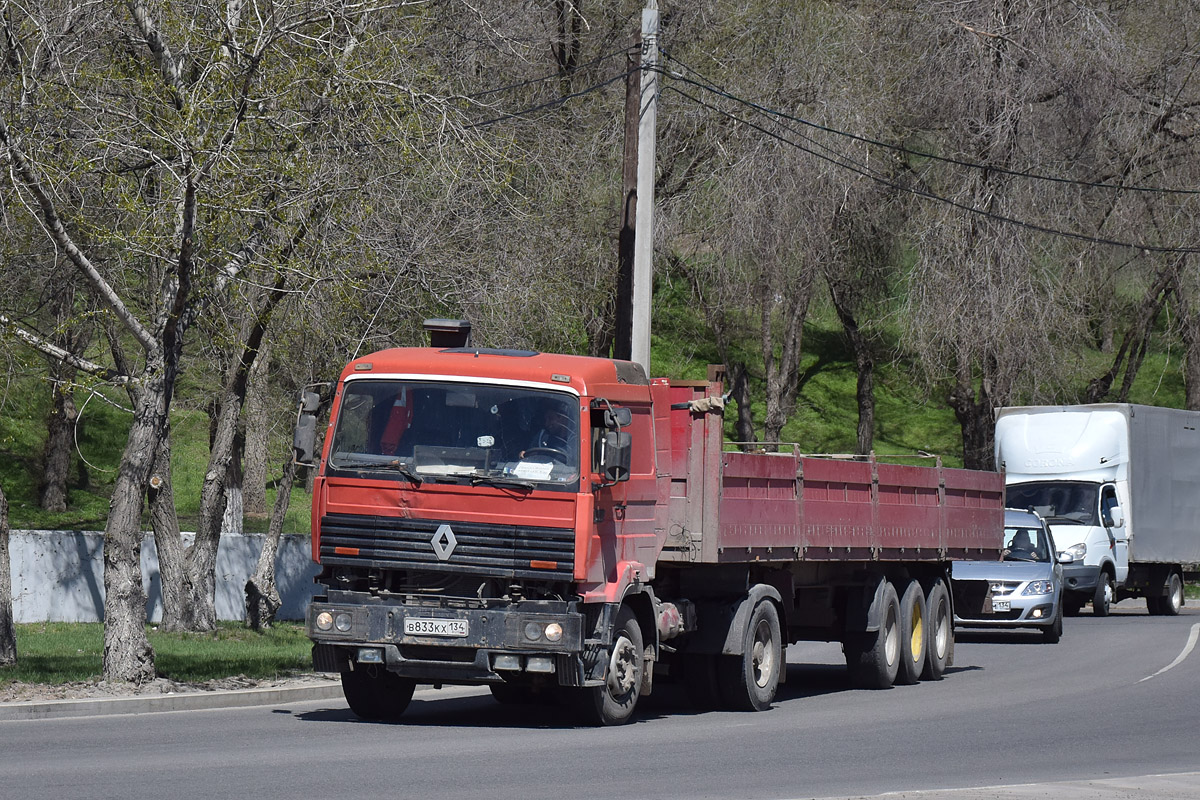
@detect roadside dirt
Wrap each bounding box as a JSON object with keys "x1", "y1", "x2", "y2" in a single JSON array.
[{"x1": 0, "y1": 673, "x2": 339, "y2": 704}]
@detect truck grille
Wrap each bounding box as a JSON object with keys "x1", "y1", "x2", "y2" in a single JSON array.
[{"x1": 319, "y1": 513, "x2": 575, "y2": 582}]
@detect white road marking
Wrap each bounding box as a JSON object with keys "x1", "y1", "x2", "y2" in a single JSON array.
[{"x1": 1139, "y1": 622, "x2": 1200, "y2": 683}]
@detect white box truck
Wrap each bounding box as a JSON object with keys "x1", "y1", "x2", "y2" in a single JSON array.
[{"x1": 994, "y1": 404, "x2": 1197, "y2": 617}]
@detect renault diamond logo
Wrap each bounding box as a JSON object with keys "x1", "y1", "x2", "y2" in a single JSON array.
[{"x1": 432, "y1": 524, "x2": 457, "y2": 561}]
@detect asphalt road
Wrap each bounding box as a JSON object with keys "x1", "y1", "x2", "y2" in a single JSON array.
[{"x1": 3, "y1": 599, "x2": 1198, "y2": 800}]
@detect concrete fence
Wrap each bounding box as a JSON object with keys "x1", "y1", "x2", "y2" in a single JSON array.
[{"x1": 8, "y1": 530, "x2": 320, "y2": 624}]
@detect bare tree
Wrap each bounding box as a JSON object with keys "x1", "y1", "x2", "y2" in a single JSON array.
[{"x1": 0, "y1": 483, "x2": 14, "y2": 666}]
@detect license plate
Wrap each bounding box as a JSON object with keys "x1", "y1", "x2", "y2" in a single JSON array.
[
  {"x1": 404, "y1": 617, "x2": 468, "y2": 637},
  {"x1": 992, "y1": 599, "x2": 1011, "y2": 613}
]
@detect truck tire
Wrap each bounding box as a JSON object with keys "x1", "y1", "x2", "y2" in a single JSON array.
[
  {"x1": 716, "y1": 599, "x2": 782, "y2": 711},
  {"x1": 846, "y1": 580, "x2": 901, "y2": 689},
  {"x1": 341, "y1": 664, "x2": 416, "y2": 721},
  {"x1": 1147, "y1": 595, "x2": 1165, "y2": 615},
  {"x1": 896, "y1": 580, "x2": 927, "y2": 686},
  {"x1": 571, "y1": 606, "x2": 643, "y2": 726},
  {"x1": 921, "y1": 579, "x2": 952, "y2": 681},
  {"x1": 1042, "y1": 603, "x2": 1063, "y2": 643},
  {"x1": 1162, "y1": 572, "x2": 1185, "y2": 617},
  {"x1": 1093, "y1": 572, "x2": 1114, "y2": 617}
]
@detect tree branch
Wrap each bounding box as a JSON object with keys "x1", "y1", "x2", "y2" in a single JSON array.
[{"x1": 0, "y1": 314, "x2": 129, "y2": 383}]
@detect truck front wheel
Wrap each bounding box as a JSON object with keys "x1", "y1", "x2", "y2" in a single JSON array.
[
  {"x1": 573, "y1": 606, "x2": 644, "y2": 726},
  {"x1": 1093, "y1": 573, "x2": 1114, "y2": 617},
  {"x1": 717, "y1": 599, "x2": 782, "y2": 711},
  {"x1": 341, "y1": 664, "x2": 416, "y2": 721}
]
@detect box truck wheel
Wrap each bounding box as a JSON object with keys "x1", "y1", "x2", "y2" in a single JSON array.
[
  {"x1": 340, "y1": 664, "x2": 416, "y2": 721},
  {"x1": 571, "y1": 606, "x2": 643, "y2": 726},
  {"x1": 846, "y1": 580, "x2": 900, "y2": 689},
  {"x1": 716, "y1": 599, "x2": 781, "y2": 711},
  {"x1": 1092, "y1": 572, "x2": 1114, "y2": 617},
  {"x1": 1162, "y1": 572, "x2": 1185, "y2": 617},
  {"x1": 896, "y1": 581, "x2": 927, "y2": 686},
  {"x1": 921, "y1": 579, "x2": 952, "y2": 681}
]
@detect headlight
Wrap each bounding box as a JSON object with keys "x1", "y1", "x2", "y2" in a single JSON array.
[
  {"x1": 1023, "y1": 580, "x2": 1054, "y2": 595},
  {"x1": 334, "y1": 612, "x2": 353, "y2": 632},
  {"x1": 524, "y1": 622, "x2": 543, "y2": 641},
  {"x1": 315, "y1": 611, "x2": 334, "y2": 631},
  {"x1": 544, "y1": 623, "x2": 563, "y2": 643},
  {"x1": 1066, "y1": 543, "x2": 1087, "y2": 559}
]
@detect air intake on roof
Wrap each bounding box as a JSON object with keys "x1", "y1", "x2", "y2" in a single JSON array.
[{"x1": 423, "y1": 319, "x2": 472, "y2": 348}]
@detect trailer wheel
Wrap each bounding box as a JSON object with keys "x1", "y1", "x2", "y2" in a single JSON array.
[
  {"x1": 717, "y1": 600, "x2": 782, "y2": 711},
  {"x1": 921, "y1": 579, "x2": 952, "y2": 681},
  {"x1": 896, "y1": 581, "x2": 927, "y2": 686},
  {"x1": 572, "y1": 606, "x2": 643, "y2": 726},
  {"x1": 1092, "y1": 572, "x2": 1114, "y2": 617},
  {"x1": 846, "y1": 580, "x2": 901, "y2": 689},
  {"x1": 1162, "y1": 572, "x2": 1185, "y2": 617},
  {"x1": 340, "y1": 664, "x2": 416, "y2": 721}
]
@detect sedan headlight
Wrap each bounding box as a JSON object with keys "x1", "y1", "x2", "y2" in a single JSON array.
[
  {"x1": 1022, "y1": 580, "x2": 1055, "y2": 596},
  {"x1": 1066, "y1": 543, "x2": 1087, "y2": 559}
]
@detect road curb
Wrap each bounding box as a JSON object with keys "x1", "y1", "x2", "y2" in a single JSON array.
[{"x1": 0, "y1": 681, "x2": 346, "y2": 721}]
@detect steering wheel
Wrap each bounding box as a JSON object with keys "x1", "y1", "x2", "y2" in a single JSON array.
[
  {"x1": 522, "y1": 446, "x2": 569, "y2": 463},
  {"x1": 1006, "y1": 551, "x2": 1037, "y2": 562}
]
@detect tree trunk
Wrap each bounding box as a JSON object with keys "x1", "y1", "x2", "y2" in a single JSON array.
[
  {"x1": 39, "y1": 373, "x2": 78, "y2": 512},
  {"x1": 0, "y1": 483, "x2": 15, "y2": 665},
  {"x1": 222, "y1": 428, "x2": 245, "y2": 534},
  {"x1": 103, "y1": 381, "x2": 164, "y2": 683},
  {"x1": 148, "y1": 427, "x2": 187, "y2": 632},
  {"x1": 830, "y1": 283, "x2": 875, "y2": 456},
  {"x1": 761, "y1": 283, "x2": 812, "y2": 448},
  {"x1": 243, "y1": 340, "x2": 270, "y2": 517},
  {"x1": 246, "y1": 456, "x2": 299, "y2": 630},
  {"x1": 948, "y1": 361, "x2": 995, "y2": 472}
]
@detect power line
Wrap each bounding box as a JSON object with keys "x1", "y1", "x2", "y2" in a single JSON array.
[
  {"x1": 466, "y1": 67, "x2": 634, "y2": 129},
  {"x1": 467, "y1": 46, "x2": 634, "y2": 100},
  {"x1": 661, "y1": 50, "x2": 1200, "y2": 197},
  {"x1": 663, "y1": 83, "x2": 1200, "y2": 255}
]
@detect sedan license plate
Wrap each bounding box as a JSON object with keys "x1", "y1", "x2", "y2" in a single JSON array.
[
  {"x1": 404, "y1": 617, "x2": 468, "y2": 638},
  {"x1": 991, "y1": 599, "x2": 1011, "y2": 613}
]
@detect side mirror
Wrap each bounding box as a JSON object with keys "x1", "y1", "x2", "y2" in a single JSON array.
[
  {"x1": 1107, "y1": 507, "x2": 1124, "y2": 528},
  {"x1": 599, "y1": 431, "x2": 632, "y2": 483},
  {"x1": 1057, "y1": 552, "x2": 1075, "y2": 565},
  {"x1": 604, "y1": 405, "x2": 632, "y2": 429},
  {"x1": 293, "y1": 390, "x2": 322, "y2": 464}
]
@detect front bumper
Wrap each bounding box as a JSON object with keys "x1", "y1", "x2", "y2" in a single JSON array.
[
  {"x1": 1061, "y1": 562, "x2": 1101, "y2": 595},
  {"x1": 955, "y1": 596, "x2": 1058, "y2": 630},
  {"x1": 307, "y1": 598, "x2": 591, "y2": 686}
]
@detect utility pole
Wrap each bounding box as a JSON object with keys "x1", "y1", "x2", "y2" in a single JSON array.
[
  {"x1": 614, "y1": 28, "x2": 641, "y2": 362},
  {"x1": 630, "y1": 0, "x2": 658, "y2": 375}
]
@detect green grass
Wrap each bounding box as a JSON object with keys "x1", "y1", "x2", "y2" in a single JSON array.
[{"x1": 0, "y1": 622, "x2": 313, "y2": 686}]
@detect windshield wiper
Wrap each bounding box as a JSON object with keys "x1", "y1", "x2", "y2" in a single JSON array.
[
  {"x1": 337, "y1": 457, "x2": 423, "y2": 484},
  {"x1": 471, "y1": 474, "x2": 534, "y2": 491}
]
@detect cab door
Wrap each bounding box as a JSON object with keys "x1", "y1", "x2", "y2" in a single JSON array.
[{"x1": 1101, "y1": 483, "x2": 1129, "y2": 586}]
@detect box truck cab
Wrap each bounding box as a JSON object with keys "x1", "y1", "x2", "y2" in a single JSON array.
[{"x1": 995, "y1": 404, "x2": 1191, "y2": 617}]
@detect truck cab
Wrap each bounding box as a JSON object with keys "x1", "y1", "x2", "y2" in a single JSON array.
[{"x1": 995, "y1": 407, "x2": 1131, "y2": 616}]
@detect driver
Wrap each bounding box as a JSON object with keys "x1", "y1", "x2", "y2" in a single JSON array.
[
  {"x1": 522, "y1": 404, "x2": 573, "y2": 458},
  {"x1": 1005, "y1": 529, "x2": 1035, "y2": 560}
]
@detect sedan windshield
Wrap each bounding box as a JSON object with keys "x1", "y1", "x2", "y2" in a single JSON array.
[
  {"x1": 1002, "y1": 525, "x2": 1052, "y2": 562},
  {"x1": 327, "y1": 379, "x2": 579, "y2": 489}
]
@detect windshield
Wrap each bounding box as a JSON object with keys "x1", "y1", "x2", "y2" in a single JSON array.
[
  {"x1": 327, "y1": 379, "x2": 580, "y2": 490},
  {"x1": 1005, "y1": 482, "x2": 1099, "y2": 525},
  {"x1": 1003, "y1": 524, "x2": 1052, "y2": 562}
]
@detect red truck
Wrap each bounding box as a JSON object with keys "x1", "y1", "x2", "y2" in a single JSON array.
[{"x1": 298, "y1": 320, "x2": 1004, "y2": 725}]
